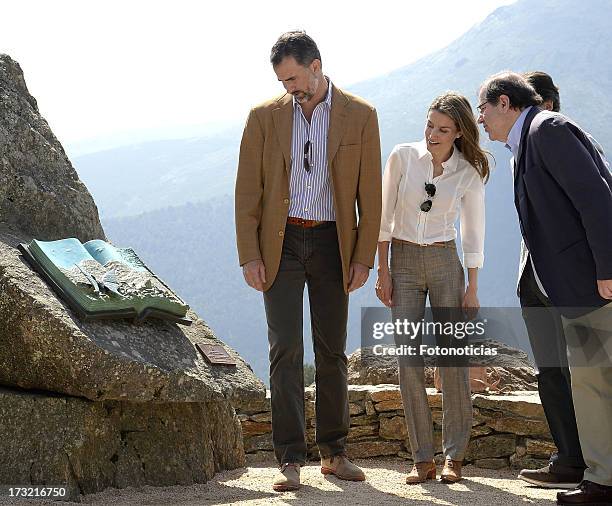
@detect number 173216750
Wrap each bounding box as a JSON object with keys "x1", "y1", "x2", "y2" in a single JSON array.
[{"x1": 6, "y1": 486, "x2": 67, "y2": 498}]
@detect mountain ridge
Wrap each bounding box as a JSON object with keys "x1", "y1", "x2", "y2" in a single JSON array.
[{"x1": 92, "y1": 0, "x2": 612, "y2": 381}]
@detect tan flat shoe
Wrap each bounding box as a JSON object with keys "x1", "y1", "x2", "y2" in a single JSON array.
[
  {"x1": 405, "y1": 460, "x2": 436, "y2": 484},
  {"x1": 440, "y1": 458, "x2": 463, "y2": 483}
]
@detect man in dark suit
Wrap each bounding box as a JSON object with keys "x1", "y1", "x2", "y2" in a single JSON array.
[
  {"x1": 478, "y1": 71, "x2": 612, "y2": 505},
  {"x1": 508, "y1": 70, "x2": 609, "y2": 491}
]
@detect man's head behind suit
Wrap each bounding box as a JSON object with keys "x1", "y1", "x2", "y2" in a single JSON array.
[
  {"x1": 270, "y1": 30, "x2": 325, "y2": 104},
  {"x1": 477, "y1": 71, "x2": 542, "y2": 142},
  {"x1": 523, "y1": 71, "x2": 561, "y2": 112}
]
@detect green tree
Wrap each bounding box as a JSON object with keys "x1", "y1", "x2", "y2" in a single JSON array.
[{"x1": 303, "y1": 363, "x2": 315, "y2": 386}]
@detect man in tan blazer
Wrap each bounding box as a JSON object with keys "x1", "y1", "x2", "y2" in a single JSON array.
[{"x1": 235, "y1": 31, "x2": 381, "y2": 491}]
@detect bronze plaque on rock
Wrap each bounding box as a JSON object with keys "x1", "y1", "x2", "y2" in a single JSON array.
[{"x1": 196, "y1": 343, "x2": 237, "y2": 366}]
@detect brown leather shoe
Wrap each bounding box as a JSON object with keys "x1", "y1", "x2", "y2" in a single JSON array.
[
  {"x1": 405, "y1": 460, "x2": 436, "y2": 484},
  {"x1": 321, "y1": 454, "x2": 365, "y2": 481},
  {"x1": 557, "y1": 480, "x2": 612, "y2": 504},
  {"x1": 272, "y1": 463, "x2": 301, "y2": 491},
  {"x1": 519, "y1": 464, "x2": 582, "y2": 489},
  {"x1": 440, "y1": 458, "x2": 463, "y2": 483}
]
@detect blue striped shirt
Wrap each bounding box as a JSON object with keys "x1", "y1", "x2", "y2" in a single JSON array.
[{"x1": 288, "y1": 77, "x2": 335, "y2": 221}]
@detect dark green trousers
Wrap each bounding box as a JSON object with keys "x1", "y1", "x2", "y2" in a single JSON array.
[{"x1": 263, "y1": 222, "x2": 349, "y2": 464}]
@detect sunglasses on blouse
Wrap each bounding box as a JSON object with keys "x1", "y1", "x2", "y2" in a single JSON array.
[{"x1": 420, "y1": 183, "x2": 437, "y2": 212}]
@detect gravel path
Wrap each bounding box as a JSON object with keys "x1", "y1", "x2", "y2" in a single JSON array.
[{"x1": 2, "y1": 459, "x2": 561, "y2": 505}]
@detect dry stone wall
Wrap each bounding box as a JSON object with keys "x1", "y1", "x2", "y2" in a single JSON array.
[{"x1": 238, "y1": 385, "x2": 553, "y2": 470}]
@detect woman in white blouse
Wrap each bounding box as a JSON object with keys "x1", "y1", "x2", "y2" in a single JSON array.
[{"x1": 376, "y1": 92, "x2": 490, "y2": 484}]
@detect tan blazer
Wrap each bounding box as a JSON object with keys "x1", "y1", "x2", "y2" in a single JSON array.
[{"x1": 235, "y1": 85, "x2": 382, "y2": 293}]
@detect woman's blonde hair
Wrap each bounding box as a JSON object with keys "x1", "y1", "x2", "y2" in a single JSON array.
[{"x1": 429, "y1": 92, "x2": 491, "y2": 182}]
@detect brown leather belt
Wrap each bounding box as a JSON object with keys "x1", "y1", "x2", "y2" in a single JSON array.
[
  {"x1": 287, "y1": 217, "x2": 331, "y2": 228},
  {"x1": 392, "y1": 238, "x2": 455, "y2": 248}
]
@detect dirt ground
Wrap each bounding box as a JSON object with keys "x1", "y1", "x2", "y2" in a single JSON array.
[{"x1": 2, "y1": 458, "x2": 562, "y2": 505}]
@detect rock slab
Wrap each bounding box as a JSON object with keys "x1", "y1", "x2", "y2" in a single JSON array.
[
  {"x1": 0, "y1": 53, "x2": 266, "y2": 500},
  {"x1": 0, "y1": 54, "x2": 104, "y2": 242},
  {"x1": 0, "y1": 388, "x2": 244, "y2": 501}
]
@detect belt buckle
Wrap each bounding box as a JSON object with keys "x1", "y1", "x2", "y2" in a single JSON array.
[{"x1": 288, "y1": 217, "x2": 308, "y2": 227}]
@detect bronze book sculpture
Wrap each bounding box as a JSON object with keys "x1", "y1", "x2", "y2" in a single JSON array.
[{"x1": 19, "y1": 238, "x2": 191, "y2": 325}]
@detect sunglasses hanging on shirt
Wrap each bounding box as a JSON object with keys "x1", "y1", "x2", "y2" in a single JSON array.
[
  {"x1": 420, "y1": 182, "x2": 437, "y2": 212},
  {"x1": 303, "y1": 140, "x2": 312, "y2": 173}
]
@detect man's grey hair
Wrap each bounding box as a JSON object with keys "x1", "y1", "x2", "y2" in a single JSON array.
[{"x1": 480, "y1": 71, "x2": 542, "y2": 110}]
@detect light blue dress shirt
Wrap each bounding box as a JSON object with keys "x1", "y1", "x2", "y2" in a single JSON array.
[
  {"x1": 506, "y1": 106, "x2": 549, "y2": 297},
  {"x1": 288, "y1": 77, "x2": 335, "y2": 221}
]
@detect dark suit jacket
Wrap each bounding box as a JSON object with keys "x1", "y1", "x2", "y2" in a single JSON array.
[{"x1": 514, "y1": 107, "x2": 612, "y2": 318}]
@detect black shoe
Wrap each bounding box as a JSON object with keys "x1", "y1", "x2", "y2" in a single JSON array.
[
  {"x1": 519, "y1": 464, "x2": 582, "y2": 489},
  {"x1": 557, "y1": 480, "x2": 612, "y2": 504}
]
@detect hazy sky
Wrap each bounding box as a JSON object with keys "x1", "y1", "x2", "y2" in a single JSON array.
[{"x1": 1, "y1": 0, "x2": 515, "y2": 151}]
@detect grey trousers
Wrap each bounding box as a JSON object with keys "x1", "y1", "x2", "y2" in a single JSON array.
[
  {"x1": 519, "y1": 262, "x2": 585, "y2": 472},
  {"x1": 263, "y1": 222, "x2": 349, "y2": 465},
  {"x1": 390, "y1": 239, "x2": 472, "y2": 463},
  {"x1": 562, "y1": 302, "x2": 612, "y2": 486}
]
